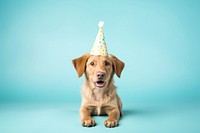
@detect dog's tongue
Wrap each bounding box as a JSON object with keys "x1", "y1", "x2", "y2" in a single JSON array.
[{"x1": 95, "y1": 81, "x2": 105, "y2": 88}]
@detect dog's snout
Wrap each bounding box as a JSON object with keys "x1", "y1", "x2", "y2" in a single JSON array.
[{"x1": 97, "y1": 72, "x2": 105, "y2": 79}]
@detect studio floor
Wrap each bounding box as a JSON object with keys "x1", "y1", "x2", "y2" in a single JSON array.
[{"x1": 0, "y1": 102, "x2": 199, "y2": 133}]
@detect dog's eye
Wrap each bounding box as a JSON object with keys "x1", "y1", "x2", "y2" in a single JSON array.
[
  {"x1": 90, "y1": 62, "x2": 94, "y2": 66},
  {"x1": 105, "y1": 61, "x2": 110, "y2": 66}
]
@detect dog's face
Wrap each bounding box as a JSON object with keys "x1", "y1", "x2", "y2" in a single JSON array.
[
  {"x1": 85, "y1": 55, "x2": 113, "y2": 89},
  {"x1": 72, "y1": 53, "x2": 124, "y2": 89}
]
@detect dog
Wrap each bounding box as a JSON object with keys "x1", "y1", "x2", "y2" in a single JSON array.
[{"x1": 72, "y1": 53, "x2": 125, "y2": 128}]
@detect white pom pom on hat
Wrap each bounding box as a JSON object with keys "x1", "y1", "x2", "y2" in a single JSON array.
[
  {"x1": 90, "y1": 21, "x2": 108, "y2": 56},
  {"x1": 98, "y1": 21, "x2": 104, "y2": 27}
]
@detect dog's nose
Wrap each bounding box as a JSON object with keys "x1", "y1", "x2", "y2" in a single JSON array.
[{"x1": 97, "y1": 72, "x2": 105, "y2": 79}]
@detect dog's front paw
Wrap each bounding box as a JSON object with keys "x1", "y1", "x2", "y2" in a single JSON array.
[
  {"x1": 104, "y1": 118, "x2": 118, "y2": 128},
  {"x1": 82, "y1": 118, "x2": 96, "y2": 127}
]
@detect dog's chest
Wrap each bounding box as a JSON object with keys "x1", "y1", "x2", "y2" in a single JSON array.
[
  {"x1": 93, "y1": 93, "x2": 103, "y2": 102},
  {"x1": 90, "y1": 103, "x2": 105, "y2": 116},
  {"x1": 92, "y1": 89, "x2": 108, "y2": 101},
  {"x1": 92, "y1": 96, "x2": 104, "y2": 115},
  {"x1": 96, "y1": 103, "x2": 102, "y2": 115},
  {"x1": 91, "y1": 93, "x2": 111, "y2": 115}
]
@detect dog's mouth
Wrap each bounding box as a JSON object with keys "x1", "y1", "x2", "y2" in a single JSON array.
[{"x1": 95, "y1": 81, "x2": 106, "y2": 88}]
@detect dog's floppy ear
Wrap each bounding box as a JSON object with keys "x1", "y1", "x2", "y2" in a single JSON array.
[
  {"x1": 72, "y1": 53, "x2": 91, "y2": 77},
  {"x1": 109, "y1": 55, "x2": 125, "y2": 78}
]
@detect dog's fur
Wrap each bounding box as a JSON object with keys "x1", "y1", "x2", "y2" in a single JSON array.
[{"x1": 72, "y1": 53, "x2": 124, "y2": 128}]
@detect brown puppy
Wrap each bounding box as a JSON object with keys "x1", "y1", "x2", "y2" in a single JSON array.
[{"x1": 72, "y1": 53, "x2": 124, "y2": 128}]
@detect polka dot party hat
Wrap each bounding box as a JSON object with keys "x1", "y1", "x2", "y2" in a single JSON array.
[{"x1": 90, "y1": 21, "x2": 108, "y2": 56}]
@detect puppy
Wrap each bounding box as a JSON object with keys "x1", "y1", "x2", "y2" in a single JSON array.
[{"x1": 72, "y1": 53, "x2": 124, "y2": 128}]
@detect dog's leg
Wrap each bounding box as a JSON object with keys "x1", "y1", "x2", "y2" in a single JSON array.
[
  {"x1": 80, "y1": 107, "x2": 96, "y2": 127},
  {"x1": 104, "y1": 108, "x2": 120, "y2": 128},
  {"x1": 117, "y1": 95, "x2": 123, "y2": 117}
]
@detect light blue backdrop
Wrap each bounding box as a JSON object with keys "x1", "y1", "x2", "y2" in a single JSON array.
[{"x1": 0, "y1": 0, "x2": 199, "y2": 104}]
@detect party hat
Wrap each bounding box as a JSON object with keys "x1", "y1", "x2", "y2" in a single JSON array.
[{"x1": 90, "y1": 21, "x2": 108, "y2": 56}]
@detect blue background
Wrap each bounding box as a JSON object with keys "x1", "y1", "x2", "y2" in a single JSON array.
[{"x1": 0, "y1": 0, "x2": 200, "y2": 133}]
